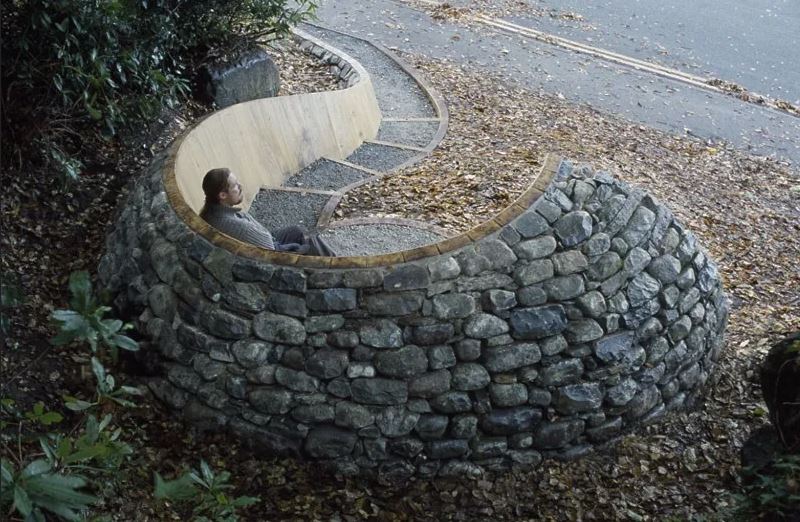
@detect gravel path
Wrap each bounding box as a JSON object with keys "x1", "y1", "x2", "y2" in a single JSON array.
[
  {"x1": 319, "y1": 223, "x2": 445, "y2": 256},
  {"x1": 377, "y1": 120, "x2": 439, "y2": 147},
  {"x1": 249, "y1": 189, "x2": 330, "y2": 231},
  {"x1": 345, "y1": 142, "x2": 419, "y2": 171},
  {"x1": 300, "y1": 23, "x2": 436, "y2": 118},
  {"x1": 284, "y1": 159, "x2": 372, "y2": 191}
]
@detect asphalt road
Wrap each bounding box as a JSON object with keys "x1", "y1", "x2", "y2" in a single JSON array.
[
  {"x1": 313, "y1": 0, "x2": 800, "y2": 166},
  {"x1": 497, "y1": 0, "x2": 800, "y2": 105}
]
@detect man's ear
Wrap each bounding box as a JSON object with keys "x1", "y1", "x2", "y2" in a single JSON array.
[{"x1": 218, "y1": 190, "x2": 229, "y2": 203}]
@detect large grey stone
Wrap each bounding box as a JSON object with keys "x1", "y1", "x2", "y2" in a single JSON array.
[
  {"x1": 374, "y1": 345, "x2": 428, "y2": 378},
  {"x1": 428, "y1": 257, "x2": 461, "y2": 281},
  {"x1": 430, "y1": 391, "x2": 472, "y2": 413},
  {"x1": 249, "y1": 387, "x2": 292, "y2": 414},
  {"x1": 455, "y1": 273, "x2": 515, "y2": 292},
  {"x1": 305, "y1": 349, "x2": 348, "y2": 379},
  {"x1": 532, "y1": 419, "x2": 585, "y2": 449},
  {"x1": 537, "y1": 359, "x2": 584, "y2": 386},
  {"x1": 431, "y1": 293, "x2": 475, "y2": 319},
  {"x1": 483, "y1": 343, "x2": 541, "y2": 373},
  {"x1": 620, "y1": 206, "x2": 656, "y2": 247},
  {"x1": 587, "y1": 252, "x2": 623, "y2": 281},
  {"x1": 554, "y1": 211, "x2": 593, "y2": 247},
  {"x1": 364, "y1": 291, "x2": 424, "y2": 316},
  {"x1": 335, "y1": 401, "x2": 375, "y2": 429},
  {"x1": 149, "y1": 284, "x2": 177, "y2": 320},
  {"x1": 593, "y1": 332, "x2": 636, "y2": 364},
  {"x1": 477, "y1": 239, "x2": 518, "y2": 270},
  {"x1": 576, "y1": 291, "x2": 607, "y2": 318},
  {"x1": 306, "y1": 289, "x2": 357, "y2": 312},
  {"x1": 342, "y1": 269, "x2": 384, "y2": 289},
  {"x1": 582, "y1": 233, "x2": 611, "y2": 256},
  {"x1": 647, "y1": 255, "x2": 681, "y2": 284},
  {"x1": 360, "y1": 319, "x2": 403, "y2": 348},
  {"x1": 411, "y1": 324, "x2": 454, "y2": 346},
  {"x1": 543, "y1": 275, "x2": 585, "y2": 300},
  {"x1": 464, "y1": 313, "x2": 509, "y2": 339},
  {"x1": 451, "y1": 363, "x2": 491, "y2": 390},
  {"x1": 564, "y1": 319, "x2": 604, "y2": 343},
  {"x1": 305, "y1": 426, "x2": 357, "y2": 458},
  {"x1": 275, "y1": 367, "x2": 318, "y2": 393},
  {"x1": 628, "y1": 273, "x2": 661, "y2": 308},
  {"x1": 623, "y1": 247, "x2": 652, "y2": 276},
  {"x1": 269, "y1": 268, "x2": 306, "y2": 293},
  {"x1": 225, "y1": 283, "x2": 267, "y2": 314},
  {"x1": 409, "y1": 370, "x2": 452, "y2": 398},
  {"x1": 415, "y1": 414, "x2": 449, "y2": 440},
  {"x1": 555, "y1": 383, "x2": 603, "y2": 414},
  {"x1": 253, "y1": 312, "x2": 306, "y2": 345},
  {"x1": 265, "y1": 292, "x2": 306, "y2": 317},
  {"x1": 514, "y1": 235, "x2": 557, "y2": 260},
  {"x1": 552, "y1": 251, "x2": 589, "y2": 275},
  {"x1": 455, "y1": 247, "x2": 491, "y2": 276},
  {"x1": 517, "y1": 285, "x2": 548, "y2": 306},
  {"x1": 509, "y1": 305, "x2": 568, "y2": 340},
  {"x1": 305, "y1": 315, "x2": 345, "y2": 334},
  {"x1": 351, "y1": 378, "x2": 408, "y2": 405},
  {"x1": 202, "y1": 48, "x2": 280, "y2": 108},
  {"x1": 428, "y1": 439, "x2": 469, "y2": 459},
  {"x1": 427, "y1": 345, "x2": 457, "y2": 370},
  {"x1": 481, "y1": 290, "x2": 517, "y2": 313},
  {"x1": 606, "y1": 378, "x2": 639, "y2": 406},
  {"x1": 490, "y1": 383, "x2": 528, "y2": 407},
  {"x1": 512, "y1": 212, "x2": 550, "y2": 238},
  {"x1": 513, "y1": 259, "x2": 554, "y2": 286},
  {"x1": 203, "y1": 307, "x2": 250, "y2": 340},
  {"x1": 231, "y1": 259, "x2": 274, "y2": 283},
  {"x1": 376, "y1": 407, "x2": 420, "y2": 437},
  {"x1": 384, "y1": 264, "x2": 430, "y2": 291},
  {"x1": 481, "y1": 407, "x2": 543, "y2": 435}
]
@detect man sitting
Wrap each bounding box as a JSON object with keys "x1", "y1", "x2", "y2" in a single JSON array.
[{"x1": 199, "y1": 168, "x2": 335, "y2": 256}]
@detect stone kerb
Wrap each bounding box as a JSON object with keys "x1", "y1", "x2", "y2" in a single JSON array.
[{"x1": 99, "y1": 144, "x2": 728, "y2": 478}]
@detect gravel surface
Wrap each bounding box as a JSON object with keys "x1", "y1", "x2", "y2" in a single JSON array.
[
  {"x1": 249, "y1": 189, "x2": 330, "y2": 231},
  {"x1": 300, "y1": 23, "x2": 436, "y2": 118},
  {"x1": 377, "y1": 120, "x2": 440, "y2": 147},
  {"x1": 284, "y1": 159, "x2": 372, "y2": 191},
  {"x1": 319, "y1": 223, "x2": 444, "y2": 256},
  {"x1": 345, "y1": 142, "x2": 419, "y2": 171}
]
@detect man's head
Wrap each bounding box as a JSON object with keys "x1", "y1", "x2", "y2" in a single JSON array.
[{"x1": 202, "y1": 168, "x2": 243, "y2": 207}]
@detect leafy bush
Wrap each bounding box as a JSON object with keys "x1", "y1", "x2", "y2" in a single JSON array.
[
  {"x1": 40, "y1": 413, "x2": 133, "y2": 472},
  {"x1": 155, "y1": 460, "x2": 260, "y2": 521},
  {"x1": 2, "y1": 0, "x2": 316, "y2": 182},
  {"x1": 50, "y1": 270, "x2": 138, "y2": 361},
  {"x1": 1, "y1": 459, "x2": 98, "y2": 522},
  {"x1": 733, "y1": 453, "x2": 800, "y2": 520}
]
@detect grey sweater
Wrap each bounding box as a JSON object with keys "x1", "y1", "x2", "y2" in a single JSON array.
[{"x1": 200, "y1": 204, "x2": 276, "y2": 250}]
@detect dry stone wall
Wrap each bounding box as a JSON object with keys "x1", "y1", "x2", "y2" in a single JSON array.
[{"x1": 99, "y1": 153, "x2": 728, "y2": 480}]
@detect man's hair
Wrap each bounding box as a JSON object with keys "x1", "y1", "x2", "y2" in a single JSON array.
[{"x1": 200, "y1": 168, "x2": 231, "y2": 218}]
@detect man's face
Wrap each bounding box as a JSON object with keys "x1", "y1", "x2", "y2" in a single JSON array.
[{"x1": 220, "y1": 172, "x2": 244, "y2": 206}]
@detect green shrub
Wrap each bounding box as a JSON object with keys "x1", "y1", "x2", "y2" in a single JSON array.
[
  {"x1": 733, "y1": 453, "x2": 800, "y2": 520},
  {"x1": 155, "y1": 460, "x2": 260, "y2": 521},
  {"x1": 1, "y1": 459, "x2": 98, "y2": 522},
  {"x1": 2, "y1": 0, "x2": 316, "y2": 183},
  {"x1": 50, "y1": 271, "x2": 139, "y2": 361}
]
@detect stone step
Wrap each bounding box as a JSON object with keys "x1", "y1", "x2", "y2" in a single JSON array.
[
  {"x1": 319, "y1": 222, "x2": 446, "y2": 256},
  {"x1": 300, "y1": 23, "x2": 436, "y2": 118},
  {"x1": 249, "y1": 188, "x2": 330, "y2": 231},
  {"x1": 377, "y1": 120, "x2": 439, "y2": 148},
  {"x1": 283, "y1": 158, "x2": 373, "y2": 191},
  {"x1": 345, "y1": 142, "x2": 418, "y2": 171}
]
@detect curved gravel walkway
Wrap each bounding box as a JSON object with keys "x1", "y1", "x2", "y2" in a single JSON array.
[{"x1": 249, "y1": 25, "x2": 448, "y2": 254}]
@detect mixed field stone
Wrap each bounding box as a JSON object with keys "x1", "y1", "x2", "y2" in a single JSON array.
[{"x1": 100, "y1": 154, "x2": 728, "y2": 479}]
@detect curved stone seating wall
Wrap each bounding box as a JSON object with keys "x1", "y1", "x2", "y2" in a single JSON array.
[
  {"x1": 175, "y1": 29, "x2": 381, "y2": 213},
  {"x1": 99, "y1": 145, "x2": 728, "y2": 477}
]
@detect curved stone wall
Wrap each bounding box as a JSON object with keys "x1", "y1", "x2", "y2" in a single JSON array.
[{"x1": 98, "y1": 32, "x2": 728, "y2": 479}]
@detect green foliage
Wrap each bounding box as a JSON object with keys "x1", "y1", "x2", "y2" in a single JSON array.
[
  {"x1": 733, "y1": 454, "x2": 800, "y2": 520},
  {"x1": 64, "y1": 357, "x2": 143, "y2": 411},
  {"x1": 155, "y1": 460, "x2": 260, "y2": 521},
  {"x1": 25, "y1": 402, "x2": 64, "y2": 427},
  {"x1": 2, "y1": 0, "x2": 316, "y2": 183},
  {"x1": 50, "y1": 271, "x2": 139, "y2": 361},
  {"x1": 0, "y1": 458, "x2": 98, "y2": 521},
  {"x1": 40, "y1": 414, "x2": 133, "y2": 472}
]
